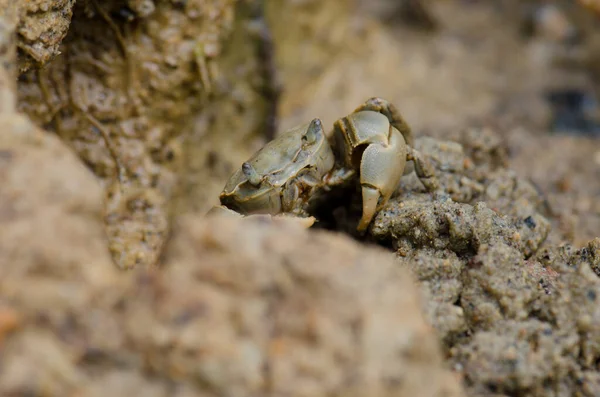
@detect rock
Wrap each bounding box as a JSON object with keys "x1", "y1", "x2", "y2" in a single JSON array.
[
  {"x1": 0, "y1": 192, "x2": 466, "y2": 396},
  {"x1": 0, "y1": 112, "x2": 120, "y2": 314}
]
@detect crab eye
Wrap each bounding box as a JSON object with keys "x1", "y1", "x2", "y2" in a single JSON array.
[
  {"x1": 242, "y1": 162, "x2": 262, "y2": 186},
  {"x1": 302, "y1": 118, "x2": 321, "y2": 144}
]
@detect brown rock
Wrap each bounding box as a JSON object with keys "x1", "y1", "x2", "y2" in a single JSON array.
[
  {"x1": 0, "y1": 211, "x2": 466, "y2": 396},
  {"x1": 0, "y1": 112, "x2": 120, "y2": 312}
]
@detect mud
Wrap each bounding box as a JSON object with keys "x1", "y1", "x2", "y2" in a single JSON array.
[
  {"x1": 1, "y1": 0, "x2": 600, "y2": 396},
  {"x1": 369, "y1": 182, "x2": 600, "y2": 394},
  {"x1": 16, "y1": 0, "x2": 276, "y2": 269},
  {"x1": 364, "y1": 120, "x2": 600, "y2": 395}
]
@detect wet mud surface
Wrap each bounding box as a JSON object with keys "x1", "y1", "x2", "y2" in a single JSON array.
[{"x1": 0, "y1": 0, "x2": 599, "y2": 396}]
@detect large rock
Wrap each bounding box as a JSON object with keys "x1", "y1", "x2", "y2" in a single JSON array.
[{"x1": 0, "y1": 203, "x2": 466, "y2": 396}]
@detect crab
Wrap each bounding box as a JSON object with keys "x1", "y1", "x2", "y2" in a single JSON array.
[{"x1": 209, "y1": 98, "x2": 440, "y2": 232}]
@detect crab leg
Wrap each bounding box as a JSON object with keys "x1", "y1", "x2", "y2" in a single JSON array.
[
  {"x1": 407, "y1": 146, "x2": 440, "y2": 192},
  {"x1": 281, "y1": 169, "x2": 322, "y2": 214}
]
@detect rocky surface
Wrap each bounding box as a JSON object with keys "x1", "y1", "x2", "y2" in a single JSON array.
[{"x1": 366, "y1": 131, "x2": 600, "y2": 396}]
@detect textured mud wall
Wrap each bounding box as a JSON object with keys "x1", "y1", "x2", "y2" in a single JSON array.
[
  {"x1": 368, "y1": 131, "x2": 600, "y2": 396},
  {"x1": 16, "y1": 0, "x2": 276, "y2": 269}
]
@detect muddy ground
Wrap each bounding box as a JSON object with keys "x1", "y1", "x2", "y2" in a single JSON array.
[{"x1": 1, "y1": 0, "x2": 600, "y2": 396}]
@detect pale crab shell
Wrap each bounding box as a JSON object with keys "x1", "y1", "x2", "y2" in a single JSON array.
[{"x1": 219, "y1": 119, "x2": 335, "y2": 215}]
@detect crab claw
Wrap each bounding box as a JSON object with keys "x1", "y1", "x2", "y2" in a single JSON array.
[
  {"x1": 355, "y1": 117, "x2": 408, "y2": 232},
  {"x1": 354, "y1": 97, "x2": 416, "y2": 177},
  {"x1": 354, "y1": 97, "x2": 414, "y2": 147},
  {"x1": 206, "y1": 205, "x2": 315, "y2": 228}
]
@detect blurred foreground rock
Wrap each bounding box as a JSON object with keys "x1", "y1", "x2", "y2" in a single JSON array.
[{"x1": 0, "y1": 138, "x2": 466, "y2": 397}]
